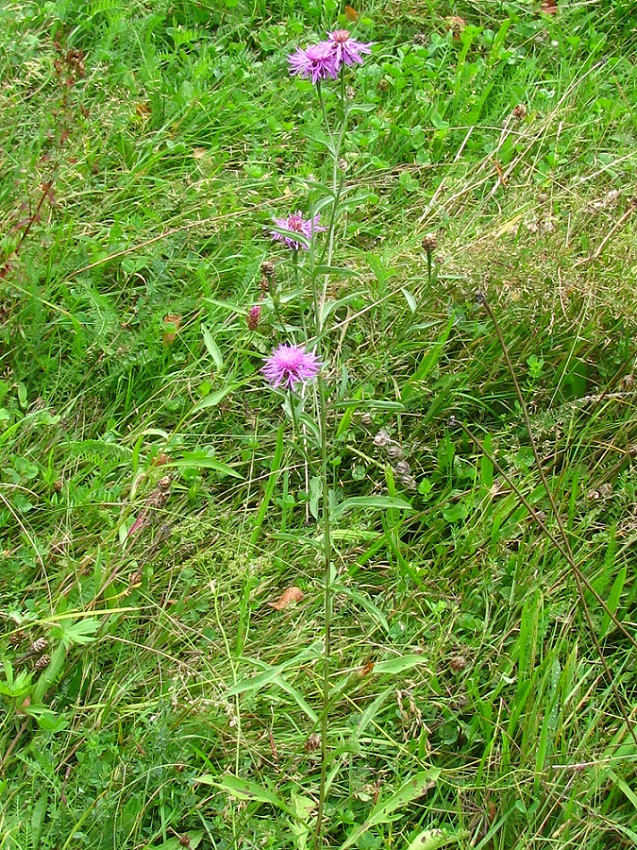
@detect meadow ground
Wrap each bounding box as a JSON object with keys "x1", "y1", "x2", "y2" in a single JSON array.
[{"x1": 1, "y1": 1, "x2": 637, "y2": 848}]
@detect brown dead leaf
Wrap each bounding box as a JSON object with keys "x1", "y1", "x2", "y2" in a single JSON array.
[
  {"x1": 268, "y1": 586, "x2": 304, "y2": 610},
  {"x1": 445, "y1": 16, "x2": 466, "y2": 40},
  {"x1": 152, "y1": 452, "x2": 171, "y2": 467},
  {"x1": 540, "y1": 0, "x2": 557, "y2": 13},
  {"x1": 163, "y1": 314, "x2": 182, "y2": 345},
  {"x1": 355, "y1": 660, "x2": 375, "y2": 678}
]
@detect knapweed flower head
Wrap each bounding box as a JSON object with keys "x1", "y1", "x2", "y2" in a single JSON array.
[
  {"x1": 247, "y1": 304, "x2": 262, "y2": 330},
  {"x1": 289, "y1": 42, "x2": 339, "y2": 83},
  {"x1": 271, "y1": 211, "x2": 326, "y2": 252},
  {"x1": 263, "y1": 343, "x2": 321, "y2": 391},
  {"x1": 326, "y1": 30, "x2": 373, "y2": 67}
]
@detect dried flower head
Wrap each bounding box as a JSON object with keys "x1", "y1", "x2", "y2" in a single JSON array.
[
  {"x1": 360, "y1": 412, "x2": 373, "y2": 426},
  {"x1": 261, "y1": 260, "x2": 276, "y2": 278},
  {"x1": 9, "y1": 630, "x2": 26, "y2": 646},
  {"x1": 399, "y1": 473, "x2": 417, "y2": 490},
  {"x1": 289, "y1": 42, "x2": 339, "y2": 83},
  {"x1": 305, "y1": 732, "x2": 321, "y2": 752},
  {"x1": 421, "y1": 233, "x2": 437, "y2": 253},
  {"x1": 247, "y1": 305, "x2": 262, "y2": 330},
  {"x1": 271, "y1": 212, "x2": 326, "y2": 252},
  {"x1": 31, "y1": 637, "x2": 48, "y2": 653},
  {"x1": 35, "y1": 654, "x2": 51, "y2": 670},
  {"x1": 326, "y1": 30, "x2": 373, "y2": 67},
  {"x1": 386, "y1": 444, "x2": 403, "y2": 461},
  {"x1": 262, "y1": 344, "x2": 321, "y2": 391},
  {"x1": 512, "y1": 103, "x2": 527, "y2": 120},
  {"x1": 394, "y1": 460, "x2": 411, "y2": 476},
  {"x1": 373, "y1": 428, "x2": 392, "y2": 447}
]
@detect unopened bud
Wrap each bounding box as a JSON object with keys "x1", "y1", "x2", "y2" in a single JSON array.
[
  {"x1": 247, "y1": 305, "x2": 262, "y2": 330},
  {"x1": 421, "y1": 233, "x2": 437, "y2": 253},
  {"x1": 261, "y1": 260, "x2": 275, "y2": 278}
]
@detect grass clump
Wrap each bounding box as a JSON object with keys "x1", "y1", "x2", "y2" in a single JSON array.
[{"x1": 1, "y1": 2, "x2": 637, "y2": 849}]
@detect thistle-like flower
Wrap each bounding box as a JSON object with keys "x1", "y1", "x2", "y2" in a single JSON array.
[
  {"x1": 289, "y1": 42, "x2": 339, "y2": 83},
  {"x1": 270, "y1": 211, "x2": 326, "y2": 252},
  {"x1": 262, "y1": 344, "x2": 321, "y2": 391},
  {"x1": 247, "y1": 305, "x2": 262, "y2": 330},
  {"x1": 326, "y1": 30, "x2": 373, "y2": 67}
]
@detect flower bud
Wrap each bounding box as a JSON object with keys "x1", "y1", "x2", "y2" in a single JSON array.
[
  {"x1": 421, "y1": 233, "x2": 437, "y2": 253},
  {"x1": 247, "y1": 305, "x2": 262, "y2": 330}
]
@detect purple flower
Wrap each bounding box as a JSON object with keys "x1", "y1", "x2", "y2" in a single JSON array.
[
  {"x1": 288, "y1": 42, "x2": 339, "y2": 83},
  {"x1": 270, "y1": 211, "x2": 326, "y2": 252},
  {"x1": 247, "y1": 305, "x2": 262, "y2": 330},
  {"x1": 326, "y1": 30, "x2": 373, "y2": 67},
  {"x1": 262, "y1": 344, "x2": 321, "y2": 391}
]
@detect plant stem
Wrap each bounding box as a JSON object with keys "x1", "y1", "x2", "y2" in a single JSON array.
[{"x1": 314, "y1": 367, "x2": 332, "y2": 846}]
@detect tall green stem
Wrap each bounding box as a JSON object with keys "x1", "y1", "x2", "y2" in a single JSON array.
[{"x1": 314, "y1": 369, "x2": 332, "y2": 845}]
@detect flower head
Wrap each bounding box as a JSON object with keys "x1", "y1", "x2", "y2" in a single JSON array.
[
  {"x1": 288, "y1": 42, "x2": 339, "y2": 83},
  {"x1": 262, "y1": 344, "x2": 321, "y2": 391},
  {"x1": 247, "y1": 305, "x2": 262, "y2": 330},
  {"x1": 326, "y1": 30, "x2": 373, "y2": 67},
  {"x1": 270, "y1": 211, "x2": 326, "y2": 252}
]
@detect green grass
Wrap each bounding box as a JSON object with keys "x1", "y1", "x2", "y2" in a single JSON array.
[{"x1": 1, "y1": 1, "x2": 637, "y2": 848}]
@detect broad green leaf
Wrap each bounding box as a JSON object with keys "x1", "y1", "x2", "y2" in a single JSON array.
[
  {"x1": 340, "y1": 770, "x2": 441, "y2": 850},
  {"x1": 406, "y1": 827, "x2": 470, "y2": 850},
  {"x1": 52, "y1": 618, "x2": 100, "y2": 647},
  {"x1": 201, "y1": 323, "x2": 224, "y2": 369},
  {"x1": 192, "y1": 385, "x2": 234, "y2": 413}
]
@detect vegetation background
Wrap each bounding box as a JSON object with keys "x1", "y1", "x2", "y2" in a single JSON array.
[{"x1": 1, "y1": 0, "x2": 636, "y2": 848}]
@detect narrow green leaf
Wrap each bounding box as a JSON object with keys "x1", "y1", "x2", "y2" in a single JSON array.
[
  {"x1": 211, "y1": 775, "x2": 296, "y2": 817},
  {"x1": 31, "y1": 789, "x2": 48, "y2": 849},
  {"x1": 201, "y1": 323, "x2": 224, "y2": 369},
  {"x1": 251, "y1": 423, "x2": 284, "y2": 545},
  {"x1": 401, "y1": 288, "x2": 418, "y2": 313},
  {"x1": 333, "y1": 496, "x2": 414, "y2": 518},
  {"x1": 373, "y1": 654, "x2": 430, "y2": 675},
  {"x1": 600, "y1": 566, "x2": 626, "y2": 638},
  {"x1": 168, "y1": 452, "x2": 243, "y2": 479},
  {"x1": 340, "y1": 770, "x2": 441, "y2": 850}
]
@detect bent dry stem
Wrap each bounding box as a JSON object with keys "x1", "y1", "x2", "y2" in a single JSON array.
[{"x1": 476, "y1": 290, "x2": 637, "y2": 747}]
